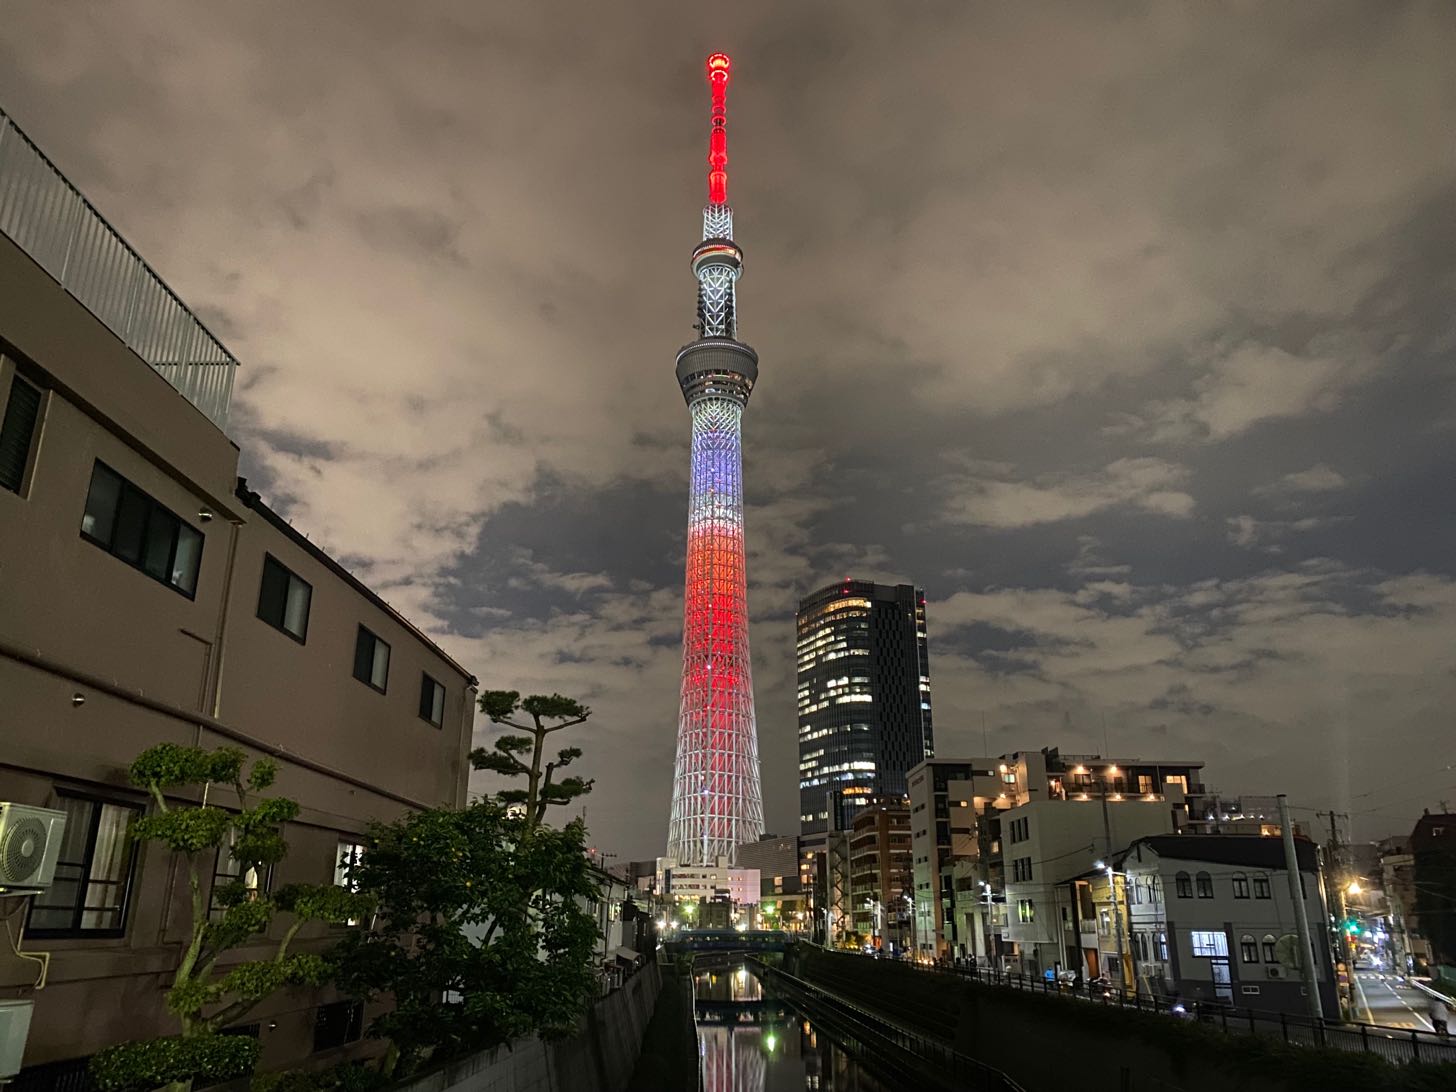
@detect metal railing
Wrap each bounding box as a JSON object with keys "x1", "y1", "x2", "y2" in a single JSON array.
[
  {"x1": 0, "y1": 108, "x2": 237, "y2": 432},
  {"x1": 756, "y1": 961, "x2": 1023, "y2": 1091},
  {"x1": 918, "y1": 958, "x2": 1456, "y2": 1066}
]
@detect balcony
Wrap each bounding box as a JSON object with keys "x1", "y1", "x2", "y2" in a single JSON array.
[{"x1": 0, "y1": 108, "x2": 238, "y2": 432}]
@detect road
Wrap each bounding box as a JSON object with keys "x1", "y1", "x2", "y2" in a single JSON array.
[{"x1": 1352, "y1": 971, "x2": 1436, "y2": 1031}]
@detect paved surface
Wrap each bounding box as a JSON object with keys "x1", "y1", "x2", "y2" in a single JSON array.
[{"x1": 1353, "y1": 971, "x2": 1436, "y2": 1031}]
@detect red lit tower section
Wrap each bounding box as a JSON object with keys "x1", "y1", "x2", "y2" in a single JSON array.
[{"x1": 666, "y1": 53, "x2": 764, "y2": 866}]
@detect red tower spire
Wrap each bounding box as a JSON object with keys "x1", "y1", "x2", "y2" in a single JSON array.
[{"x1": 706, "y1": 52, "x2": 731, "y2": 206}]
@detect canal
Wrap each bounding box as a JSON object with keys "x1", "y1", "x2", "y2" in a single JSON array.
[{"x1": 694, "y1": 961, "x2": 893, "y2": 1091}]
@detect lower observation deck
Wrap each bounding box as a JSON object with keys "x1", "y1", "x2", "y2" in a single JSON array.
[{"x1": 676, "y1": 337, "x2": 758, "y2": 406}]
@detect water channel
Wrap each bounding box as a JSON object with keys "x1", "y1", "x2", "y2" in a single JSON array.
[{"x1": 693, "y1": 962, "x2": 893, "y2": 1092}]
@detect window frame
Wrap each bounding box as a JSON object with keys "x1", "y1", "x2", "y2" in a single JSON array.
[
  {"x1": 25, "y1": 792, "x2": 144, "y2": 939},
  {"x1": 419, "y1": 673, "x2": 446, "y2": 728},
  {"x1": 312, "y1": 999, "x2": 365, "y2": 1053},
  {"x1": 1174, "y1": 871, "x2": 1193, "y2": 899},
  {"x1": 1252, "y1": 874, "x2": 1271, "y2": 899},
  {"x1": 1240, "y1": 934, "x2": 1259, "y2": 963},
  {"x1": 209, "y1": 826, "x2": 275, "y2": 922},
  {"x1": 0, "y1": 366, "x2": 44, "y2": 497},
  {"x1": 79, "y1": 460, "x2": 204, "y2": 598},
  {"x1": 1262, "y1": 934, "x2": 1278, "y2": 962},
  {"x1": 1232, "y1": 872, "x2": 1250, "y2": 899},
  {"x1": 1195, "y1": 871, "x2": 1214, "y2": 899},
  {"x1": 256, "y1": 553, "x2": 313, "y2": 643},
  {"x1": 1189, "y1": 930, "x2": 1228, "y2": 958},
  {"x1": 352, "y1": 625, "x2": 391, "y2": 693}
]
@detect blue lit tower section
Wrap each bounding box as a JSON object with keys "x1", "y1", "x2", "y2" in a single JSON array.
[{"x1": 666, "y1": 53, "x2": 765, "y2": 866}]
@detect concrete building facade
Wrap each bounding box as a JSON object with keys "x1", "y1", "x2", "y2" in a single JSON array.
[
  {"x1": 0, "y1": 108, "x2": 475, "y2": 1081},
  {"x1": 847, "y1": 797, "x2": 912, "y2": 953}
]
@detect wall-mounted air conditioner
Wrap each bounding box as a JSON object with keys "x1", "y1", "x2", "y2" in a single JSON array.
[
  {"x1": 1266, "y1": 965, "x2": 1284, "y2": 979},
  {"x1": 0, "y1": 803, "x2": 66, "y2": 894}
]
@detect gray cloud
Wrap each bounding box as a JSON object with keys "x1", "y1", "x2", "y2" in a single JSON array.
[{"x1": 4, "y1": 1, "x2": 1454, "y2": 854}]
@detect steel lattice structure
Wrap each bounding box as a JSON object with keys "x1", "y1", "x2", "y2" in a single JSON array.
[{"x1": 666, "y1": 53, "x2": 764, "y2": 866}]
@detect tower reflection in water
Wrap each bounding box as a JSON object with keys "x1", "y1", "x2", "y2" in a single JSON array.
[{"x1": 694, "y1": 964, "x2": 887, "y2": 1092}]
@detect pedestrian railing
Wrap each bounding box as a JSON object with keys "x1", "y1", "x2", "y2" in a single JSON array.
[
  {"x1": 756, "y1": 961, "x2": 1024, "y2": 1091},
  {"x1": 0, "y1": 107, "x2": 238, "y2": 432},
  {"x1": 917, "y1": 959, "x2": 1456, "y2": 1066}
]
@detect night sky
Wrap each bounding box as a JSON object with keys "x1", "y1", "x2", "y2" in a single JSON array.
[{"x1": 4, "y1": 3, "x2": 1454, "y2": 859}]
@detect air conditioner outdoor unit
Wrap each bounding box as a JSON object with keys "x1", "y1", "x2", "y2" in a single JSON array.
[
  {"x1": 0, "y1": 803, "x2": 66, "y2": 894},
  {"x1": 1266, "y1": 965, "x2": 1284, "y2": 979},
  {"x1": 0, "y1": 1000, "x2": 34, "y2": 1079}
]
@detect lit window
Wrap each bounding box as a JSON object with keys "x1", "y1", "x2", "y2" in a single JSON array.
[
  {"x1": 1240, "y1": 934, "x2": 1258, "y2": 963},
  {"x1": 1189, "y1": 930, "x2": 1228, "y2": 957},
  {"x1": 27, "y1": 795, "x2": 141, "y2": 937}
]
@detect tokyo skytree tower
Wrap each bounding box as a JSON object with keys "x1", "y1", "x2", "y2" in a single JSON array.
[{"x1": 665, "y1": 53, "x2": 764, "y2": 866}]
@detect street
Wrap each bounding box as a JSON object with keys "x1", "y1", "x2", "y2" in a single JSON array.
[{"x1": 1353, "y1": 972, "x2": 1436, "y2": 1032}]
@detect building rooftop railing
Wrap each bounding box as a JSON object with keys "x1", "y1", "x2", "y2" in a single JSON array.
[{"x1": 0, "y1": 108, "x2": 237, "y2": 432}]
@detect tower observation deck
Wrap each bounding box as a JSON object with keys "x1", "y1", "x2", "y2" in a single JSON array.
[{"x1": 666, "y1": 53, "x2": 765, "y2": 866}]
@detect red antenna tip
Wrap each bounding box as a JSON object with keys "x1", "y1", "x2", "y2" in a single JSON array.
[{"x1": 705, "y1": 54, "x2": 732, "y2": 205}]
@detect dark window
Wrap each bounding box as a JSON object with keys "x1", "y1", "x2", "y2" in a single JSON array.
[
  {"x1": 0, "y1": 372, "x2": 42, "y2": 494},
  {"x1": 1195, "y1": 871, "x2": 1213, "y2": 898},
  {"x1": 256, "y1": 554, "x2": 312, "y2": 642},
  {"x1": 1253, "y1": 874, "x2": 1271, "y2": 899},
  {"x1": 80, "y1": 462, "x2": 202, "y2": 596},
  {"x1": 1240, "y1": 934, "x2": 1258, "y2": 962},
  {"x1": 419, "y1": 674, "x2": 446, "y2": 727},
  {"x1": 1174, "y1": 871, "x2": 1192, "y2": 898},
  {"x1": 1262, "y1": 934, "x2": 1277, "y2": 962},
  {"x1": 1232, "y1": 873, "x2": 1250, "y2": 899},
  {"x1": 27, "y1": 795, "x2": 142, "y2": 937},
  {"x1": 353, "y1": 626, "x2": 390, "y2": 692},
  {"x1": 312, "y1": 1000, "x2": 364, "y2": 1052}
]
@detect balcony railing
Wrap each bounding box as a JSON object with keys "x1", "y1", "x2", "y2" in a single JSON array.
[{"x1": 0, "y1": 108, "x2": 237, "y2": 432}]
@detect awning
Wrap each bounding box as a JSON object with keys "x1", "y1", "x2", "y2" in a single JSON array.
[{"x1": 612, "y1": 946, "x2": 641, "y2": 964}]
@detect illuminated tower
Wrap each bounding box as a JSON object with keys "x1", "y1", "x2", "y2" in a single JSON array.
[{"x1": 666, "y1": 53, "x2": 764, "y2": 866}]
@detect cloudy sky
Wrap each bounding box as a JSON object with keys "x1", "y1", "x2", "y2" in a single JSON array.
[{"x1": 4, "y1": 2, "x2": 1454, "y2": 859}]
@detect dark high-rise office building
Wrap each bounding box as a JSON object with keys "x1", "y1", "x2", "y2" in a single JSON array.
[{"x1": 796, "y1": 581, "x2": 934, "y2": 834}]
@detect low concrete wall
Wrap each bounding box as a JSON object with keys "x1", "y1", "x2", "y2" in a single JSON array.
[{"x1": 392, "y1": 964, "x2": 662, "y2": 1092}]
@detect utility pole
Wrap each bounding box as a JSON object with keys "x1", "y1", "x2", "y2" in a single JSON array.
[
  {"x1": 1100, "y1": 780, "x2": 1128, "y2": 992},
  {"x1": 1279, "y1": 794, "x2": 1324, "y2": 1020},
  {"x1": 1320, "y1": 809, "x2": 1354, "y2": 1016}
]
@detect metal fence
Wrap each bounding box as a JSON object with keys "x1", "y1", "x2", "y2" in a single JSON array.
[
  {"x1": 0, "y1": 108, "x2": 237, "y2": 432},
  {"x1": 758, "y1": 962, "x2": 1025, "y2": 1091},
  {"x1": 923, "y1": 959, "x2": 1456, "y2": 1066}
]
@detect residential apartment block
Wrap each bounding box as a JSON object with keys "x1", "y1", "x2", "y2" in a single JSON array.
[
  {"x1": 907, "y1": 748, "x2": 1206, "y2": 968},
  {"x1": 847, "y1": 797, "x2": 912, "y2": 954},
  {"x1": 0, "y1": 107, "x2": 475, "y2": 1082}
]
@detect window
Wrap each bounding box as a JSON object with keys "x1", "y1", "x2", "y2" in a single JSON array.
[
  {"x1": 335, "y1": 840, "x2": 365, "y2": 891},
  {"x1": 257, "y1": 554, "x2": 312, "y2": 642},
  {"x1": 312, "y1": 1000, "x2": 364, "y2": 1052},
  {"x1": 1195, "y1": 871, "x2": 1213, "y2": 898},
  {"x1": 419, "y1": 673, "x2": 446, "y2": 727},
  {"x1": 1262, "y1": 935, "x2": 1277, "y2": 962},
  {"x1": 1017, "y1": 899, "x2": 1035, "y2": 924},
  {"x1": 1155, "y1": 932, "x2": 1169, "y2": 961},
  {"x1": 209, "y1": 828, "x2": 272, "y2": 922},
  {"x1": 80, "y1": 462, "x2": 203, "y2": 596},
  {"x1": 1012, "y1": 856, "x2": 1033, "y2": 882},
  {"x1": 1174, "y1": 871, "x2": 1192, "y2": 898},
  {"x1": 1232, "y1": 872, "x2": 1250, "y2": 899},
  {"x1": 1240, "y1": 934, "x2": 1258, "y2": 962},
  {"x1": 27, "y1": 795, "x2": 141, "y2": 937},
  {"x1": 1253, "y1": 874, "x2": 1271, "y2": 899},
  {"x1": 0, "y1": 370, "x2": 42, "y2": 494},
  {"x1": 352, "y1": 626, "x2": 390, "y2": 692},
  {"x1": 1189, "y1": 930, "x2": 1228, "y2": 957}
]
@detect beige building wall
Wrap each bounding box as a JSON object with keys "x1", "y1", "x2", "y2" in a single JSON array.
[{"x1": 0, "y1": 216, "x2": 475, "y2": 1075}]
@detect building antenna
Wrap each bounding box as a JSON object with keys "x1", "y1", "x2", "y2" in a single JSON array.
[
  {"x1": 1102, "y1": 713, "x2": 1109, "y2": 758},
  {"x1": 982, "y1": 711, "x2": 988, "y2": 757}
]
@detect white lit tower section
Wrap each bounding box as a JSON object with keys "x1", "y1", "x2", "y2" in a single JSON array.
[{"x1": 666, "y1": 52, "x2": 765, "y2": 866}]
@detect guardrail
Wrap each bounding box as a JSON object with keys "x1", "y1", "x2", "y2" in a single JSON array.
[
  {"x1": 919, "y1": 958, "x2": 1456, "y2": 1066},
  {"x1": 756, "y1": 961, "x2": 1023, "y2": 1091},
  {"x1": 0, "y1": 108, "x2": 237, "y2": 432}
]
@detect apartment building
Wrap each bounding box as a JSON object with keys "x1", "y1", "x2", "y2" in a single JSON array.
[
  {"x1": 0, "y1": 108, "x2": 476, "y2": 1081},
  {"x1": 847, "y1": 797, "x2": 912, "y2": 953},
  {"x1": 907, "y1": 748, "x2": 1205, "y2": 964},
  {"x1": 735, "y1": 834, "x2": 813, "y2": 931},
  {"x1": 1112, "y1": 835, "x2": 1337, "y2": 1014}
]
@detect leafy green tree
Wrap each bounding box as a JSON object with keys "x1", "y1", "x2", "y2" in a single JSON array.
[
  {"x1": 332, "y1": 802, "x2": 599, "y2": 1073},
  {"x1": 90, "y1": 744, "x2": 371, "y2": 1092},
  {"x1": 470, "y1": 691, "x2": 593, "y2": 828}
]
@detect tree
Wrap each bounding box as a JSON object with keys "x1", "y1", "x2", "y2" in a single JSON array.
[
  {"x1": 470, "y1": 691, "x2": 593, "y2": 828},
  {"x1": 90, "y1": 744, "x2": 371, "y2": 1092},
  {"x1": 331, "y1": 802, "x2": 599, "y2": 1073}
]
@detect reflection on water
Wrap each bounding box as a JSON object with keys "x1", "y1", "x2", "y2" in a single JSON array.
[{"x1": 694, "y1": 963, "x2": 891, "y2": 1092}]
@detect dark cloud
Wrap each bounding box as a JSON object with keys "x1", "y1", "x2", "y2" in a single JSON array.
[{"x1": 4, "y1": 1, "x2": 1454, "y2": 856}]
